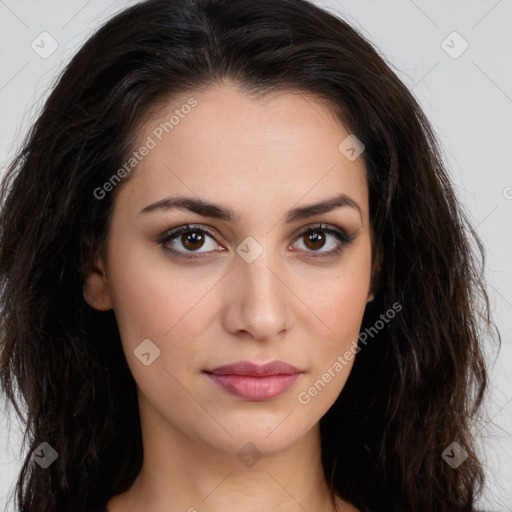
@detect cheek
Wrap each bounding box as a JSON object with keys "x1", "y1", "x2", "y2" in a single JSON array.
[
  {"x1": 309, "y1": 281, "x2": 367, "y2": 375},
  {"x1": 298, "y1": 249, "x2": 371, "y2": 397},
  {"x1": 107, "y1": 257, "x2": 214, "y2": 417},
  {"x1": 107, "y1": 226, "x2": 216, "y2": 337},
  {"x1": 294, "y1": 282, "x2": 367, "y2": 413},
  {"x1": 302, "y1": 255, "x2": 371, "y2": 344},
  {"x1": 107, "y1": 237, "x2": 222, "y2": 388}
]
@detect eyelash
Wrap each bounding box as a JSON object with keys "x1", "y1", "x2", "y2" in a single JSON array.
[{"x1": 157, "y1": 223, "x2": 356, "y2": 260}]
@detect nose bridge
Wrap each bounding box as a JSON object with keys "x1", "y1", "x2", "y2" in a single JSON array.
[
  {"x1": 225, "y1": 237, "x2": 291, "y2": 340},
  {"x1": 241, "y1": 248, "x2": 280, "y2": 301}
]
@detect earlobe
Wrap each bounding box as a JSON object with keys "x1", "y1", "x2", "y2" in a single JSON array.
[{"x1": 82, "y1": 260, "x2": 113, "y2": 311}]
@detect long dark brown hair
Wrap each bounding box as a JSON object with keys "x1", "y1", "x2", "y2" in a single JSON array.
[{"x1": 0, "y1": 0, "x2": 501, "y2": 511}]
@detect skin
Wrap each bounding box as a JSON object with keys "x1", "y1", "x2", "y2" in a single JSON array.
[{"x1": 83, "y1": 82, "x2": 375, "y2": 512}]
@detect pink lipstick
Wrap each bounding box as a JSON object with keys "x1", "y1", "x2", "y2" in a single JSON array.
[{"x1": 205, "y1": 361, "x2": 303, "y2": 401}]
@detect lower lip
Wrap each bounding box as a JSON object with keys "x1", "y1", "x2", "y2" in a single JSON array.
[{"x1": 206, "y1": 373, "x2": 301, "y2": 401}]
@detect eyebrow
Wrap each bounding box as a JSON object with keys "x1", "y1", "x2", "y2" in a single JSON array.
[{"x1": 139, "y1": 193, "x2": 362, "y2": 223}]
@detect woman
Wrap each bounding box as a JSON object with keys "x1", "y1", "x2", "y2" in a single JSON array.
[{"x1": 0, "y1": 0, "x2": 500, "y2": 511}]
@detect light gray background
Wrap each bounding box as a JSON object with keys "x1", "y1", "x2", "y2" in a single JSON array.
[{"x1": 0, "y1": 0, "x2": 511, "y2": 510}]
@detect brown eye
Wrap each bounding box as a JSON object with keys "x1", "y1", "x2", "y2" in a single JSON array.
[
  {"x1": 292, "y1": 223, "x2": 356, "y2": 258},
  {"x1": 180, "y1": 230, "x2": 206, "y2": 251},
  {"x1": 158, "y1": 223, "x2": 355, "y2": 261},
  {"x1": 302, "y1": 229, "x2": 327, "y2": 251},
  {"x1": 159, "y1": 224, "x2": 222, "y2": 258}
]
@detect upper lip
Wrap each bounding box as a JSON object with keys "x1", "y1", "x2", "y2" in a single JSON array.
[{"x1": 206, "y1": 360, "x2": 303, "y2": 376}]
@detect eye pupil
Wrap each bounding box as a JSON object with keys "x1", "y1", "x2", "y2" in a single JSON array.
[
  {"x1": 304, "y1": 230, "x2": 325, "y2": 250},
  {"x1": 182, "y1": 231, "x2": 204, "y2": 250}
]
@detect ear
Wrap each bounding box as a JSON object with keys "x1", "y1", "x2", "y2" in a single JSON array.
[{"x1": 82, "y1": 257, "x2": 113, "y2": 311}]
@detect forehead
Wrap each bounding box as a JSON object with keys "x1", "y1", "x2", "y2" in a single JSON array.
[{"x1": 119, "y1": 83, "x2": 368, "y2": 222}]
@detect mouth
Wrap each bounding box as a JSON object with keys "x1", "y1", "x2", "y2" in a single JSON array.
[{"x1": 204, "y1": 360, "x2": 304, "y2": 401}]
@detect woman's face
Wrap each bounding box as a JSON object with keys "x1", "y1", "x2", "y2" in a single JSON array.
[{"x1": 85, "y1": 83, "x2": 374, "y2": 456}]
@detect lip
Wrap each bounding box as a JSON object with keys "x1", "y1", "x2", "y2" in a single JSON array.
[
  {"x1": 207, "y1": 360, "x2": 303, "y2": 376},
  {"x1": 205, "y1": 360, "x2": 304, "y2": 401}
]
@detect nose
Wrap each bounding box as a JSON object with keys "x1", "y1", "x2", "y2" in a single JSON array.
[{"x1": 221, "y1": 247, "x2": 294, "y2": 342}]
